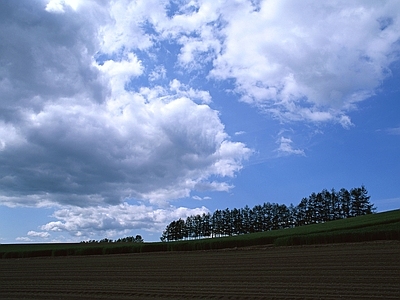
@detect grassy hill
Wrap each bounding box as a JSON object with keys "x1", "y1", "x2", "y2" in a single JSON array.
[
  {"x1": 1, "y1": 209, "x2": 399, "y2": 259},
  {"x1": 161, "y1": 208, "x2": 400, "y2": 251}
]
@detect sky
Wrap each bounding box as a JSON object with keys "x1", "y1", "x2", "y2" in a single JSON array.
[{"x1": 0, "y1": 0, "x2": 399, "y2": 243}]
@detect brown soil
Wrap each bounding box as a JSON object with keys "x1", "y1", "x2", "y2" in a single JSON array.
[{"x1": 1, "y1": 241, "x2": 399, "y2": 299}]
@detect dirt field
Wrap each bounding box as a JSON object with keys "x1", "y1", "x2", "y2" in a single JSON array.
[{"x1": 0, "y1": 241, "x2": 399, "y2": 299}]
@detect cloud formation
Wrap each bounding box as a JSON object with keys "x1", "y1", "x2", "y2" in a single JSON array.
[
  {"x1": 386, "y1": 127, "x2": 400, "y2": 135},
  {"x1": 209, "y1": 0, "x2": 400, "y2": 126},
  {"x1": 39, "y1": 203, "x2": 209, "y2": 239},
  {"x1": 276, "y1": 137, "x2": 305, "y2": 157},
  {"x1": 1, "y1": 0, "x2": 400, "y2": 240},
  {"x1": 0, "y1": 0, "x2": 251, "y2": 208},
  {"x1": 98, "y1": 0, "x2": 400, "y2": 127}
]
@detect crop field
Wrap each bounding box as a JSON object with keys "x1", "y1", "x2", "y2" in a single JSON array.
[{"x1": 1, "y1": 241, "x2": 399, "y2": 299}]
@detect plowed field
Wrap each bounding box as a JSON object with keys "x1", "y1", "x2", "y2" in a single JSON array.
[{"x1": 1, "y1": 241, "x2": 399, "y2": 299}]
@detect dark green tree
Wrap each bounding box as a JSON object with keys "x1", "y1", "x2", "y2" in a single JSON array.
[
  {"x1": 241, "y1": 205, "x2": 251, "y2": 234},
  {"x1": 160, "y1": 185, "x2": 376, "y2": 242},
  {"x1": 350, "y1": 185, "x2": 375, "y2": 216},
  {"x1": 262, "y1": 202, "x2": 273, "y2": 231},
  {"x1": 231, "y1": 208, "x2": 242, "y2": 235},
  {"x1": 212, "y1": 209, "x2": 223, "y2": 238},
  {"x1": 222, "y1": 208, "x2": 232, "y2": 236},
  {"x1": 338, "y1": 188, "x2": 351, "y2": 218}
]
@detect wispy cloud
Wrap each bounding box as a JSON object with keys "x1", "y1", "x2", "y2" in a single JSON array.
[
  {"x1": 192, "y1": 196, "x2": 212, "y2": 201},
  {"x1": 276, "y1": 137, "x2": 305, "y2": 157},
  {"x1": 235, "y1": 131, "x2": 246, "y2": 136},
  {"x1": 386, "y1": 127, "x2": 400, "y2": 135},
  {"x1": 16, "y1": 237, "x2": 33, "y2": 242}
]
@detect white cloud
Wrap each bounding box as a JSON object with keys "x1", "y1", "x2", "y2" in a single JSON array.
[
  {"x1": 40, "y1": 202, "x2": 209, "y2": 239},
  {"x1": 276, "y1": 136, "x2": 305, "y2": 157},
  {"x1": 99, "y1": 0, "x2": 164, "y2": 53},
  {"x1": 0, "y1": 90, "x2": 250, "y2": 207},
  {"x1": 45, "y1": 0, "x2": 65, "y2": 13},
  {"x1": 386, "y1": 127, "x2": 400, "y2": 135},
  {"x1": 46, "y1": 0, "x2": 82, "y2": 13},
  {"x1": 149, "y1": 65, "x2": 167, "y2": 82},
  {"x1": 3, "y1": 1, "x2": 400, "y2": 241},
  {"x1": 0, "y1": 1, "x2": 251, "y2": 208},
  {"x1": 15, "y1": 231, "x2": 50, "y2": 242},
  {"x1": 94, "y1": 0, "x2": 400, "y2": 127},
  {"x1": 16, "y1": 237, "x2": 33, "y2": 242},
  {"x1": 209, "y1": 0, "x2": 400, "y2": 125},
  {"x1": 97, "y1": 52, "x2": 144, "y2": 93},
  {"x1": 27, "y1": 231, "x2": 51, "y2": 238},
  {"x1": 0, "y1": 122, "x2": 24, "y2": 151},
  {"x1": 169, "y1": 79, "x2": 212, "y2": 104},
  {"x1": 192, "y1": 195, "x2": 211, "y2": 201}
]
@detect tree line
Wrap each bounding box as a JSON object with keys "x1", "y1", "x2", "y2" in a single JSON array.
[
  {"x1": 80, "y1": 235, "x2": 144, "y2": 244},
  {"x1": 160, "y1": 185, "x2": 376, "y2": 242}
]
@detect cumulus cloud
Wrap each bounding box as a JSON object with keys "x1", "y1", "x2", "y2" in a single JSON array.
[
  {"x1": 0, "y1": 84, "x2": 250, "y2": 207},
  {"x1": 15, "y1": 237, "x2": 33, "y2": 242},
  {"x1": 27, "y1": 231, "x2": 51, "y2": 238},
  {"x1": 149, "y1": 65, "x2": 167, "y2": 82},
  {"x1": 97, "y1": 52, "x2": 144, "y2": 93},
  {"x1": 45, "y1": 0, "x2": 81, "y2": 13},
  {"x1": 168, "y1": 79, "x2": 212, "y2": 104},
  {"x1": 40, "y1": 203, "x2": 209, "y2": 239},
  {"x1": 92, "y1": 0, "x2": 400, "y2": 125},
  {"x1": 16, "y1": 230, "x2": 50, "y2": 242},
  {"x1": 102, "y1": 0, "x2": 400, "y2": 127},
  {"x1": 2, "y1": 0, "x2": 400, "y2": 241},
  {"x1": 0, "y1": 0, "x2": 107, "y2": 114},
  {"x1": 208, "y1": 0, "x2": 400, "y2": 126},
  {"x1": 99, "y1": 0, "x2": 161, "y2": 53},
  {"x1": 0, "y1": 0, "x2": 251, "y2": 209}
]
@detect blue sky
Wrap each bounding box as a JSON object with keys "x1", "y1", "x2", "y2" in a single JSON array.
[{"x1": 0, "y1": 0, "x2": 399, "y2": 243}]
